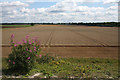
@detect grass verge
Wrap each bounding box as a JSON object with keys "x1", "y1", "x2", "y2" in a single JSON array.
[
  {"x1": 0, "y1": 25, "x2": 32, "y2": 30},
  {"x1": 2, "y1": 57, "x2": 119, "y2": 78},
  {"x1": 0, "y1": 25, "x2": 32, "y2": 27}
]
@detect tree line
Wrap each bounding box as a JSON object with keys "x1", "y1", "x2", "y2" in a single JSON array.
[{"x1": 1, "y1": 22, "x2": 120, "y2": 27}]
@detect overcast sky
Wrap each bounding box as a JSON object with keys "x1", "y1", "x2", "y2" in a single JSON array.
[{"x1": 0, "y1": 0, "x2": 119, "y2": 23}]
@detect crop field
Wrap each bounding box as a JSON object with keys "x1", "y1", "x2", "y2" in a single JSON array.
[{"x1": 2, "y1": 25, "x2": 118, "y2": 59}]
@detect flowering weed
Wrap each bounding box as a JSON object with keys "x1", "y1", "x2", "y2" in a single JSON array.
[{"x1": 8, "y1": 34, "x2": 41, "y2": 74}]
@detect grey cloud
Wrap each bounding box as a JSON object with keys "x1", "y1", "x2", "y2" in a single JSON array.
[{"x1": 48, "y1": 10, "x2": 65, "y2": 13}]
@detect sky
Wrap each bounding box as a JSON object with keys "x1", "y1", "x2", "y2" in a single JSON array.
[{"x1": 0, "y1": 0, "x2": 119, "y2": 23}]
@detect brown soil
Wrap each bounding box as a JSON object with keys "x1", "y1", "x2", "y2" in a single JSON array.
[{"x1": 2, "y1": 25, "x2": 119, "y2": 59}]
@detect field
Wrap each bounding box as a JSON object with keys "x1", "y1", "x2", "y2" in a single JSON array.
[
  {"x1": 2, "y1": 25, "x2": 118, "y2": 58},
  {"x1": 2, "y1": 24, "x2": 119, "y2": 79}
]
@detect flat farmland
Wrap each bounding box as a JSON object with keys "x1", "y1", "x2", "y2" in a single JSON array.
[{"x1": 2, "y1": 25, "x2": 119, "y2": 58}]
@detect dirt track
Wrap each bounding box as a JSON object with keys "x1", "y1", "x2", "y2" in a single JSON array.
[{"x1": 2, "y1": 25, "x2": 119, "y2": 58}]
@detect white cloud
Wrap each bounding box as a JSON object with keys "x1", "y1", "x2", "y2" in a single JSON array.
[
  {"x1": 20, "y1": 8, "x2": 31, "y2": 13},
  {"x1": 103, "y1": 0, "x2": 119, "y2": 4},
  {"x1": 37, "y1": 8, "x2": 46, "y2": 13},
  {"x1": 0, "y1": 1, "x2": 118, "y2": 23},
  {"x1": 0, "y1": 1, "x2": 29, "y2": 15},
  {"x1": 0, "y1": 1, "x2": 29, "y2": 7},
  {"x1": 1, "y1": 0, "x2": 119, "y2": 3},
  {"x1": 107, "y1": 6, "x2": 118, "y2": 10}
]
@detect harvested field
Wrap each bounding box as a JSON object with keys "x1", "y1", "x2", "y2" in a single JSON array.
[
  {"x1": 2, "y1": 47, "x2": 118, "y2": 59},
  {"x1": 2, "y1": 25, "x2": 119, "y2": 58}
]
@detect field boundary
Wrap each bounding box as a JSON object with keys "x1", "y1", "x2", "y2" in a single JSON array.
[{"x1": 1, "y1": 44, "x2": 119, "y2": 47}]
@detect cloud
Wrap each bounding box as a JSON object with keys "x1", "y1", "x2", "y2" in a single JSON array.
[
  {"x1": 1, "y1": 0, "x2": 119, "y2": 3},
  {"x1": 0, "y1": 1, "x2": 29, "y2": 23},
  {"x1": 0, "y1": 1, "x2": 29, "y2": 7},
  {"x1": 107, "y1": 6, "x2": 118, "y2": 10},
  {"x1": 46, "y1": 0, "x2": 77, "y2": 13},
  {"x1": 0, "y1": 1, "x2": 29, "y2": 15},
  {"x1": 103, "y1": 0, "x2": 119, "y2": 4},
  {"x1": 0, "y1": 1, "x2": 118, "y2": 23}
]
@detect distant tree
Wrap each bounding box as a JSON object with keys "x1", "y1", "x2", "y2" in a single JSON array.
[{"x1": 31, "y1": 23, "x2": 34, "y2": 26}]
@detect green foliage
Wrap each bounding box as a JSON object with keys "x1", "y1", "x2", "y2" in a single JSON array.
[
  {"x1": 31, "y1": 23, "x2": 35, "y2": 26},
  {"x1": 3, "y1": 57, "x2": 119, "y2": 78},
  {"x1": 1, "y1": 25, "x2": 31, "y2": 27},
  {"x1": 37, "y1": 54, "x2": 55, "y2": 64},
  {"x1": 7, "y1": 34, "x2": 41, "y2": 74},
  {"x1": 22, "y1": 58, "x2": 118, "y2": 78}
]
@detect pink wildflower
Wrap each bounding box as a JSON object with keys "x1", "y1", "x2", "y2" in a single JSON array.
[
  {"x1": 39, "y1": 54, "x2": 42, "y2": 57},
  {"x1": 26, "y1": 35, "x2": 29, "y2": 39},
  {"x1": 26, "y1": 48, "x2": 28, "y2": 51},
  {"x1": 29, "y1": 42, "x2": 31, "y2": 44},
  {"x1": 9, "y1": 60, "x2": 11, "y2": 62},
  {"x1": 27, "y1": 57, "x2": 30, "y2": 60},
  {"x1": 23, "y1": 39, "x2": 27, "y2": 43},
  {"x1": 29, "y1": 40, "x2": 32, "y2": 44},
  {"x1": 29, "y1": 50, "x2": 32, "y2": 52},
  {"x1": 12, "y1": 42, "x2": 15, "y2": 44},
  {"x1": 32, "y1": 41, "x2": 35, "y2": 43},
  {"x1": 16, "y1": 42, "x2": 22, "y2": 45},
  {"x1": 34, "y1": 47, "x2": 36, "y2": 49},
  {"x1": 14, "y1": 44, "x2": 16, "y2": 47},
  {"x1": 32, "y1": 37, "x2": 37, "y2": 41},
  {"x1": 36, "y1": 54, "x2": 38, "y2": 56},
  {"x1": 13, "y1": 61, "x2": 15, "y2": 64},
  {"x1": 24, "y1": 41, "x2": 27, "y2": 43},
  {"x1": 34, "y1": 49, "x2": 36, "y2": 51},
  {"x1": 32, "y1": 37, "x2": 35, "y2": 40},
  {"x1": 11, "y1": 34, "x2": 14, "y2": 39}
]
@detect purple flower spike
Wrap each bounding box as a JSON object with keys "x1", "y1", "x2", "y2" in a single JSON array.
[
  {"x1": 29, "y1": 50, "x2": 32, "y2": 53},
  {"x1": 39, "y1": 54, "x2": 42, "y2": 57},
  {"x1": 32, "y1": 41, "x2": 35, "y2": 43},
  {"x1": 9, "y1": 60, "x2": 11, "y2": 62},
  {"x1": 24, "y1": 41, "x2": 27, "y2": 43},
  {"x1": 29, "y1": 40, "x2": 31, "y2": 42},
  {"x1": 34, "y1": 49, "x2": 36, "y2": 51},
  {"x1": 11, "y1": 34, "x2": 14, "y2": 39},
  {"x1": 26, "y1": 35, "x2": 29, "y2": 39},
  {"x1": 29, "y1": 42, "x2": 32, "y2": 45},
  {"x1": 14, "y1": 44, "x2": 17, "y2": 47},
  {"x1": 27, "y1": 57, "x2": 30, "y2": 60},
  {"x1": 22, "y1": 39, "x2": 25, "y2": 42},
  {"x1": 29, "y1": 40, "x2": 32, "y2": 44},
  {"x1": 16, "y1": 42, "x2": 22, "y2": 45},
  {"x1": 13, "y1": 61, "x2": 15, "y2": 64}
]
